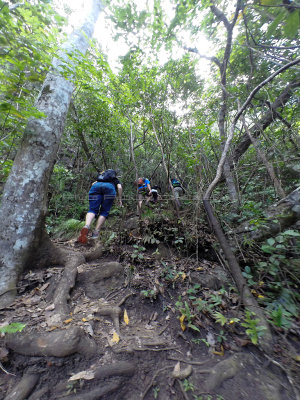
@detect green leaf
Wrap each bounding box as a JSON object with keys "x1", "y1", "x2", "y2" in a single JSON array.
[
  {"x1": 266, "y1": 11, "x2": 285, "y2": 38},
  {"x1": 187, "y1": 323, "x2": 200, "y2": 332},
  {"x1": 0, "y1": 322, "x2": 26, "y2": 333},
  {"x1": 282, "y1": 230, "x2": 300, "y2": 237},
  {"x1": 284, "y1": 10, "x2": 300, "y2": 38},
  {"x1": 267, "y1": 238, "x2": 275, "y2": 246}
]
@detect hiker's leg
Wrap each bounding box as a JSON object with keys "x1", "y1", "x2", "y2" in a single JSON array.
[
  {"x1": 94, "y1": 215, "x2": 106, "y2": 231},
  {"x1": 93, "y1": 183, "x2": 116, "y2": 235},
  {"x1": 137, "y1": 192, "x2": 143, "y2": 213},
  {"x1": 87, "y1": 183, "x2": 102, "y2": 226},
  {"x1": 173, "y1": 187, "x2": 181, "y2": 209},
  {"x1": 78, "y1": 184, "x2": 102, "y2": 243},
  {"x1": 85, "y1": 212, "x2": 96, "y2": 228}
]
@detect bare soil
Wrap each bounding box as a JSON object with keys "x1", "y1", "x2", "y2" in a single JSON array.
[{"x1": 0, "y1": 215, "x2": 299, "y2": 400}]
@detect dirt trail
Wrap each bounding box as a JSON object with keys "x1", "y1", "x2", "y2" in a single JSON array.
[{"x1": 0, "y1": 215, "x2": 298, "y2": 400}]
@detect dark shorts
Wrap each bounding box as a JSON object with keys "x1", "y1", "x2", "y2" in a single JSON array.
[{"x1": 88, "y1": 182, "x2": 116, "y2": 217}]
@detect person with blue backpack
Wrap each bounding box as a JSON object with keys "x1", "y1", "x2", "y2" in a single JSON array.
[
  {"x1": 78, "y1": 169, "x2": 123, "y2": 244},
  {"x1": 171, "y1": 178, "x2": 185, "y2": 208},
  {"x1": 136, "y1": 177, "x2": 152, "y2": 214}
]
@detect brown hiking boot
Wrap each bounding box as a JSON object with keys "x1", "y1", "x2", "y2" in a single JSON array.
[{"x1": 78, "y1": 227, "x2": 89, "y2": 244}]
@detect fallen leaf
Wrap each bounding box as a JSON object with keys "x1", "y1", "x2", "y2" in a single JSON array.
[
  {"x1": 181, "y1": 273, "x2": 186, "y2": 281},
  {"x1": 179, "y1": 315, "x2": 186, "y2": 331},
  {"x1": 48, "y1": 326, "x2": 58, "y2": 331},
  {"x1": 63, "y1": 318, "x2": 72, "y2": 324},
  {"x1": 213, "y1": 345, "x2": 224, "y2": 356},
  {"x1": 124, "y1": 309, "x2": 129, "y2": 325},
  {"x1": 112, "y1": 331, "x2": 120, "y2": 343},
  {"x1": 82, "y1": 318, "x2": 88, "y2": 322}
]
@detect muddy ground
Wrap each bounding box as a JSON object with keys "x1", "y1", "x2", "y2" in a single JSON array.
[{"x1": 0, "y1": 214, "x2": 299, "y2": 400}]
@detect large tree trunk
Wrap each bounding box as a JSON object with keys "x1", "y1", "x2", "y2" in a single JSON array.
[{"x1": 0, "y1": 0, "x2": 103, "y2": 308}]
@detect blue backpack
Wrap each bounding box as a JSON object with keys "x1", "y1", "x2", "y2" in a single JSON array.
[{"x1": 171, "y1": 179, "x2": 181, "y2": 188}]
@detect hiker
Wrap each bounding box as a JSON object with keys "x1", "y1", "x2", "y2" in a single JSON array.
[
  {"x1": 78, "y1": 169, "x2": 122, "y2": 244},
  {"x1": 150, "y1": 185, "x2": 162, "y2": 203},
  {"x1": 171, "y1": 178, "x2": 184, "y2": 208},
  {"x1": 136, "y1": 177, "x2": 151, "y2": 213}
]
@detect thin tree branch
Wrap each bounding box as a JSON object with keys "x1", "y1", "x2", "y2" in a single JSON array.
[{"x1": 204, "y1": 57, "x2": 300, "y2": 200}]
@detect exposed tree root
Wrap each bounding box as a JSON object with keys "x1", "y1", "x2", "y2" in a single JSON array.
[
  {"x1": 83, "y1": 244, "x2": 104, "y2": 262},
  {"x1": 4, "y1": 373, "x2": 39, "y2": 400},
  {"x1": 95, "y1": 304, "x2": 122, "y2": 334},
  {"x1": 52, "y1": 253, "x2": 85, "y2": 321},
  {"x1": 59, "y1": 379, "x2": 122, "y2": 400},
  {"x1": 93, "y1": 361, "x2": 135, "y2": 379},
  {"x1": 27, "y1": 387, "x2": 49, "y2": 400},
  {"x1": 264, "y1": 354, "x2": 300, "y2": 400},
  {"x1": 56, "y1": 362, "x2": 135, "y2": 399},
  {"x1": 79, "y1": 261, "x2": 124, "y2": 299},
  {"x1": 204, "y1": 353, "x2": 251, "y2": 392},
  {"x1": 5, "y1": 326, "x2": 97, "y2": 357}
]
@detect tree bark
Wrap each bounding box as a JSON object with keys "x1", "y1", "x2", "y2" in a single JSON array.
[
  {"x1": 151, "y1": 118, "x2": 180, "y2": 216},
  {"x1": 0, "y1": 0, "x2": 103, "y2": 308},
  {"x1": 210, "y1": 0, "x2": 242, "y2": 211}
]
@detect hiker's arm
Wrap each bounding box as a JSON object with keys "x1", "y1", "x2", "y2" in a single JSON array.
[
  {"x1": 117, "y1": 184, "x2": 123, "y2": 206},
  {"x1": 147, "y1": 183, "x2": 151, "y2": 192}
]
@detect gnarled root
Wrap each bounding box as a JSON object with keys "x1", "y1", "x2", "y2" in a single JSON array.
[
  {"x1": 5, "y1": 326, "x2": 97, "y2": 358},
  {"x1": 205, "y1": 353, "x2": 251, "y2": 392},
  {"x1": 4, "y1": 373, "x2": 39, "y2": 400}
]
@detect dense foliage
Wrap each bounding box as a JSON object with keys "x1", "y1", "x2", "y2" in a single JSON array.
[{"x1": 0, "y1": 0, "x2": 299, "y2": 333}]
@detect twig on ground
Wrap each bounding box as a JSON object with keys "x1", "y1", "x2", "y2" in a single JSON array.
[
  {"x1": 0, "y1": 361, "x2": 15, "y2": 376},
  {"x1": 177, "y1": 379, "x2": 190, "y2": 400},
  {"x1": 158, "y1": 324, "x2": 169, "y2": 336},
  {"x1": 263, "y1": 354, "x2": 300, "y2": 400},
  {"x1": 104, "y1": 287, "x2": 123, "y2": 301},
  {"x1": 141, "y1": 366, "x2": 173, "y2": 399},
  {"x1": 167, "y1": 356, "x2": 208, "y2": 365},
  {"x1": 133, "y1": 346, "x2": 178, "y2": 352},
  {"x1": 117, "y1": 292, "x2": 135, "y2": 306}
]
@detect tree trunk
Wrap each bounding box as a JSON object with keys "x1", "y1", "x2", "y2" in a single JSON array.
[
  {"x1": 0, "y1": 0, "x2": 103, "y2": 308},
  {"x1": 151, "y1": 118, "x2": 180, "y2": 216}
]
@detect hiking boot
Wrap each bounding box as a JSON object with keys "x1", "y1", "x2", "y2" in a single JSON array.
[
  {"x1": 78, "y1": 226, "x2": 89, "y2": 244},
  {"x1": 90, "y1": 230, "x2": 99, "y2": 239}
]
